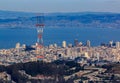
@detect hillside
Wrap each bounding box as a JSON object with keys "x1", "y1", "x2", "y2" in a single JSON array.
[
  {"x1": 0, "y1": 60, "x2": 82, "y2": 83},
  {"x1": 105, "y1": 63, "x2": 120, "y2": 74},
  {"x1": 0, "y1": 10, "x2": 120, "y2": 28}
]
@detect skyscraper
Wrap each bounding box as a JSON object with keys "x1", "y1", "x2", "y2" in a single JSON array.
[
  {"x1": 15, "y1": 42, "x2": 20, "y2": 55},
  {"x1": 116, "y1": 41, "x2": 120, "y2": 48},
  {"x1": 109, "y1": 40, "x2": 113, "y2": 47},
  {"x1": 74, "y1": 39, "x2": 79, "y2": 47},
  {"x1": 86, "y1": 40, "x2": 91, "y2": 47},
  {"x1": 62, "y1": 41, "x2": 67, "y2": 48},
  {"x1": 16, "y1": 43, "x2": 20, "y2": 49}
]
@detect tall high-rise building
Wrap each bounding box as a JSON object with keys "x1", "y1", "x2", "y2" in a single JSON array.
[
  {"x1": 68, "y1": 43, "x2": 72, "y2": 48},
  {"x1": 77, "y1": 47, "x2": 82, "y2": 53},
  {"x1": 16, "y1": 43, "x2": 20, "y2": 49},
  {"x1": 49, "y1": 44, "x2": 54, "y2": 48},
  {"x1": 79, "y1": 42, "x2": 83, "y2": 46},
  {"x1": 65, "y1": 48, "x2": 70, "y2": 56},
  {"x1": 109, "y1": 40, "x2": 113, "y2": 47},
  {"x1": 62, "y1": 41, "x2": 67, "y2": 48},
  {"x1": 74, "y1": 39, "x2": 79, "y2": 47},
  {"x1": 86, "y1": 40, "x2": 91, "y2": 47},
  {"x1": 96, "y1": 52, "x2": 100, "y2": 61},
  {"x1": 22, "y1": 44, "x2": 26, "y2": 49},
  {"x1": 84, "y1": 52, "x2": 90, "y2": 59},
  {"x1": 116, "y1": 41, "x2": 120, "y2": 48},
  {"x1": 53, "y1": 43, "x2": 57, "y2": 48},
  {"x1": 15, "y1": 42, "x2": 20, "y2": 55}
]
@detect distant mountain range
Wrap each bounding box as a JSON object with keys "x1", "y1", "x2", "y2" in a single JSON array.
[{"x1": 0, "y1": 10, "x2": 120, "y2": 28}]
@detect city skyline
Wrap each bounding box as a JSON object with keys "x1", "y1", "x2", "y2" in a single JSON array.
[{"x1": 0, "y1": 0, "x2": 120, "y2": 13}]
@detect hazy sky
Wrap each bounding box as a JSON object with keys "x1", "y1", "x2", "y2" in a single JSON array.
[{"x1": 0, "y1": 0, "x2": 120, "y2": 13}]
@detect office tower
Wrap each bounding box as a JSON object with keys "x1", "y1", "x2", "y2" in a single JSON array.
[
  {"x1": 84, "y1": 52, "x2": 90, "y2": 59},
  {"x1": 16, "y1": 43, "x2": 20, "y2": 49},
  {"x1": 74, "y1": 39, "x2": 79, "y2": 47},
  {"x1": 109, "y1": 40, "x2": 113, "y2": 47},
  {"x1": 65, "y1": 48, "x2": 70, "y2": 56},
  {"x1": 16, "y1": 43, "x2": 20, "y2": 55},
  {"x1": 116, "y1": 41, "x2": 120, "y2": 48},
  {"x1": 86, "y1": 40, "x2": 91, "y2": 47},
  {"x1": 49, "y1": 44, "x2": 54, "y2": 49},
  {"x1": 22, "y1": 44, "x2": 26, "y2": 49},
  {"x1": 68, "y1": 43, "x2": 72, "y2": 48},
  {"x1": 96, "y1": 52, "x2": 100, "y2": 61},
  {"x1": 62, "y1": 41, "x2": 66, "y2": 48},
  {"x1": 77, "y1": 47, "x2": 82, "y2": 53},
  {"x1": 79, "y1": 42, "x2": 83, "y2": 46},
  {"x1": 53, "y1": 43, "x2": 57, "y2": 48}
]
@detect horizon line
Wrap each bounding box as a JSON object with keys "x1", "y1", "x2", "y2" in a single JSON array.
[{"x1": 0, "y1": 9, "x2": 120, "y2": 14}]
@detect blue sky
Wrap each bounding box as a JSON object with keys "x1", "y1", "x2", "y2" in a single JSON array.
[{"x1": 0, "y1": 0, "x2": 120, "y2": 13}]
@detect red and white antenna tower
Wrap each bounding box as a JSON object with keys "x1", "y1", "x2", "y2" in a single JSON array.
[{"x1": 36, "y1": 13, "x2": 45, "y2": 55}]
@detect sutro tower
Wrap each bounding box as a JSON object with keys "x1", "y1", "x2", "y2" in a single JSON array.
[{"x1": 36, "y1": 14, "x2": 45, "y2": 55}]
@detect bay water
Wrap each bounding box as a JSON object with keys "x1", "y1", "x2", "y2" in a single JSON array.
[{"x1": 0, "y1": 27, "x2": 120, "y2": 49}]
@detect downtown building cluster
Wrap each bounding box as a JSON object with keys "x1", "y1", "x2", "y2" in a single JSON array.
[
  {"x1": 0, "y1": 40, "x2": 120, "y2": 82},
  {"x1": 0, "y1": 40, "x2": 120, "y2": 66}
]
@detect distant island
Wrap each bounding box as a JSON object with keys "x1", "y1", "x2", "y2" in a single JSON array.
[{"x1": 0, "y1": 10, "x2": 120, "y2": 28}]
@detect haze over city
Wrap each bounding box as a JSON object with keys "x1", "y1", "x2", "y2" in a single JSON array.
[{"x1": 0, "y1": 0, "x2": 120, "y2": 13}]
